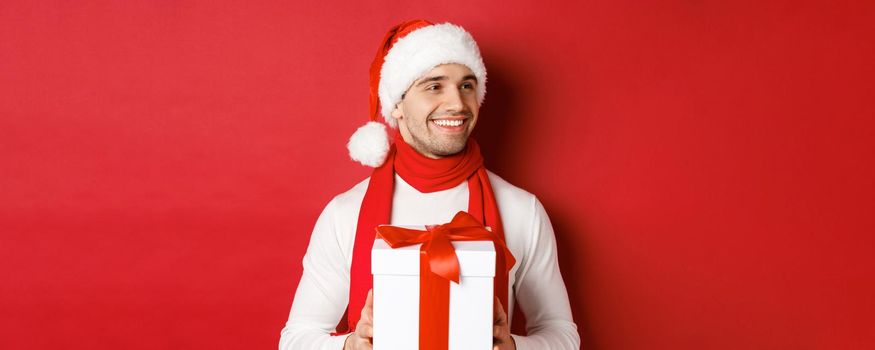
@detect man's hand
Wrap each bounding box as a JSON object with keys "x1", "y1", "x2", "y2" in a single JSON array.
[
  {"x1": 344, "y1": 291, "x2": 515, "y2": 349},
  {"x1": 344, "y1": 289, "x2": 374, "y2": 350},
  {"x1": 493, "y1": 296, "x2": 516, "y2": 350}
]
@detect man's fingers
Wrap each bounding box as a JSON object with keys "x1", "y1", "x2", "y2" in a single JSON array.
[
  {"x1": 492, "y1": 296, "x2": 514, "y2": 349},
  {"x1": 356, "y1": 323, "x2": 373, "y2": 339},
  {"x1": 493, "y1": 296, "x2": 499, "y2": 319},
  {"x1": 352, "y1": 336, "x2": 373, "y2": 350},
  {"x1": 365, "y1": 289, "x2": 374, "y2": 318},
  {"x1": 360, "y1": 289, "x2": 374, "y2": 322},
  {"x1": 493, "y1": 296, "x2": 507, "y2": 325},
  {"x1": 360, "y1": 306, "x2": 371, "y2": 323},
  {"x1": 351, "y1": 289, "x2": 375, "y2": 349}
]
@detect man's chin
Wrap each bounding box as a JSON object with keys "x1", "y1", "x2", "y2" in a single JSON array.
[{"x1": 428, "y1": 141, "x2": 469, "y2": 157}]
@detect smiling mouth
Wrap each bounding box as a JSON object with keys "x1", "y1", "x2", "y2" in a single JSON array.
[{"x1": 430, "y1": 116, "x2": 468, "y2": 132}]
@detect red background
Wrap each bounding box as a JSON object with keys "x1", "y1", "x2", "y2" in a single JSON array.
[{"x1": 2, "y1": 1, "x2": 874, "y2": 349}]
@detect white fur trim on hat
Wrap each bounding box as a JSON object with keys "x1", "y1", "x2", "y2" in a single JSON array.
[
  {"x1": 378, "y1": 23, "x2": 487, "y2": 129},
  {"x1": 347, "y1": 121, "x2": 390, "y2": 167}
]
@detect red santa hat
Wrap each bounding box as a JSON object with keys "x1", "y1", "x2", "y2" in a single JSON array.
[{"x1": 346, "y1": 20, "x2": 488, "y2": 167}]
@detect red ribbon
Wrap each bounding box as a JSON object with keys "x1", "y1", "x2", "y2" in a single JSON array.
[{"x1": 375, "y1": 211, "x2": 516, "y2": 350}]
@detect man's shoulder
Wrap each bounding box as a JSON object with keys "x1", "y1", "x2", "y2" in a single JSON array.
[
  {"x1": 485, "y1": 170, "x2": 548, "y2": 243},
  {"x1": 327, "y1": 177, "x2": 370, "y2": 214},
  {"x1": 485, "y1": 169, "x2": 538, "y2": 208}
]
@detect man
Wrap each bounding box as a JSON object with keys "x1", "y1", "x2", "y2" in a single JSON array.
[{"x1": 279, "y1": 20, "x2": 580, "y2": 350}]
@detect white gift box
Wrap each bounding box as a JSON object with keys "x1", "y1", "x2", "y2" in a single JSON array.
[{"x1": 371, "y1": 235, "x2": 496, "y2": 350}]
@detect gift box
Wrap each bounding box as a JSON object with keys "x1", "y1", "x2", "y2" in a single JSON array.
[{"x1": 371, "y1": 233, "x2": 496, "y2": 350}]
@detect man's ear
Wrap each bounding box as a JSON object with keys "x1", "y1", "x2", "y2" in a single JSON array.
[{"x1": 391, "y1": 102, "x2": 403, "y2": 120}]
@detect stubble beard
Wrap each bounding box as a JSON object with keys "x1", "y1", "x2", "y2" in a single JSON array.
[{"x1": 406, "y1": 121, "x2": 469, "y2": 158}]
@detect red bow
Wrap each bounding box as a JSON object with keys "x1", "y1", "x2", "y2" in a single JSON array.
[{"x1": 376, "y1": 211, "x2": 516, "y2": 283}]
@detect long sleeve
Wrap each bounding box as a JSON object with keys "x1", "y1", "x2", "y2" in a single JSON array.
[
  {"x1": 279, "y1": 174, "x2": 581, "y2": 349},
  {"x1": 510, "y1": 197, "x2": 581, "y2": 350},
  {"x1": 279, "y1": 198, "x2": 351, "y2": 350}
]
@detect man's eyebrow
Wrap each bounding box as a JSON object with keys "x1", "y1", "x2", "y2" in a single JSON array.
[{"x1": 413, "y1": 74, "x2": 478, "y2": 88}]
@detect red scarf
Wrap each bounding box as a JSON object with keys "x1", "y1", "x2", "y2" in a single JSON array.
[{"x1": 336, "y1": 136, "x2": 510, "y2": 334}]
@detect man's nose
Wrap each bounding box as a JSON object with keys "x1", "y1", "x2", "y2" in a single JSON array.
[{"x1": 442, "y1": 86, "x2": 466, "y2": 113}]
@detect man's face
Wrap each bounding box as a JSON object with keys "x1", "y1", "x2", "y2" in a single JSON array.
[{"x1": 391, "y1": 63, "x2": 480, "y2": 158}]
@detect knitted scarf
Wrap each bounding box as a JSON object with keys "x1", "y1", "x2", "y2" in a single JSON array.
[{"x1": 337, "y1": 136, "x2": 510, "y2": 334}]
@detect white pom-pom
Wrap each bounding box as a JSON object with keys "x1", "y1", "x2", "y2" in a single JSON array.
[{"x1": 347, "y1": 121, "x2": 390, "y2": 167}]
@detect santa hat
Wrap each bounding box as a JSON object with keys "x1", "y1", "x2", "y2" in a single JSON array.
[{"x1": 346, "y1": 20, "x2": 488, "y2": 167}]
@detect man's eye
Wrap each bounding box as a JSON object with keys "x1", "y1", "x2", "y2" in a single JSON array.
[
  {"x1": 462, "y1": 83, "x2": 474, "y2": 89},
  {"x1": 426, "y1": 84, "x2": 440, "y2": 91}
]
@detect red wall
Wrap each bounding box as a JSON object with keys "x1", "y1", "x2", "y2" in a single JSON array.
[{"x1": 2, "y1": 1, "x2": 873, "y2": 349}]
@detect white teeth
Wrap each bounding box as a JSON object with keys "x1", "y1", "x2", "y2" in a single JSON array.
[{"x1": 433, "y1": 119, "x2": 464, "y2": 127}]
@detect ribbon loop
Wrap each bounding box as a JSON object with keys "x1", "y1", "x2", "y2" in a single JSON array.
[{"x1": 375, "y1": 211, "x2": 516, "y2": 284}]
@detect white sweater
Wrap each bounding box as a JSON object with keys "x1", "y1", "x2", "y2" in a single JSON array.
[{"x1": 279, "y1": 170, "x2": 581, "y2": 349}]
